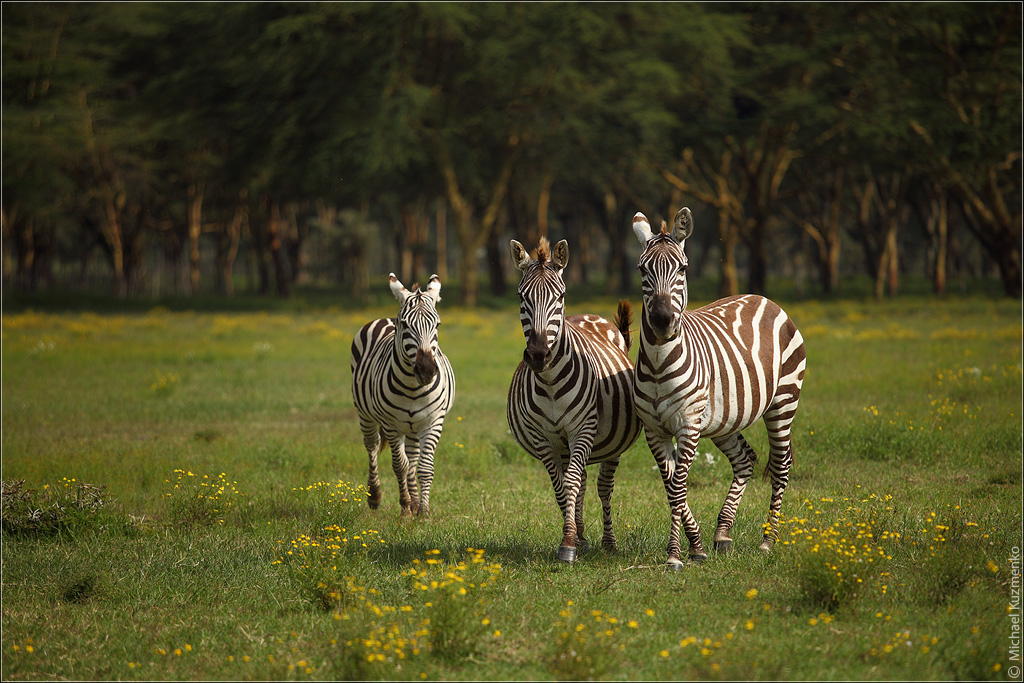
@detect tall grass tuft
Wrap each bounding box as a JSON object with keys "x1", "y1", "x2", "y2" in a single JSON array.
[{"x1": 1, "y1": 478, "x2": 117, "y2": 537}]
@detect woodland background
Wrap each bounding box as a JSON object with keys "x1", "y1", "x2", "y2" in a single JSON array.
[{"x1": 3, "y1": 2, "x2": 1021, "y2": 305}]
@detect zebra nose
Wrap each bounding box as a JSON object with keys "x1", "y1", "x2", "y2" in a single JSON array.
[
  {"x1": 524, "y1": 330, "x2": 550, "y2": 373},
  {"x1": 414, "y1": 348, "x2": 438, "y2": 385},
  {"x1": 649, "y1": 295, "x2": 678, "y2": 339}
]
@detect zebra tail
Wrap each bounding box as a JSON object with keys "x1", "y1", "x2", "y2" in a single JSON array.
[
  {"x1": 614, "y1": 299, "x2": 633, "y2": 351},
  {"x1": 761, "y1": 460, "x2": 771, "y2": 481}
]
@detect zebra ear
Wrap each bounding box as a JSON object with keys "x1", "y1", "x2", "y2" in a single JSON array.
[
  {"x1": 632, "y1": 212, "x2": 654, "y2": 244},
  {"x1": 552, "y1": 240, "x2": 569, "y2": 271},
  {"x1": 389, "y1": 273, "x2": 410, "y2": 303},
  {"x1": 425, "y1": 274, "x2": 442, "y2": 301},
  {"x1": 509, "y1": 240, "x2": 532, "y2": 272},
  {"x1": 672, "y1": 207, "x2": 694, "y2": 243}
]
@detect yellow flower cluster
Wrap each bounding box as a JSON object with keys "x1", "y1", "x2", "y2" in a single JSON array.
[
  {"x1": 550, "y1": 598, "x2": 663, "y2": 678},
  {"x1": 273, "y1": 525, "x2": 385, "y2": 568},
  {"x1": 673, "y1": 600, "x2": 767, "y2": 675},
  {"x1": 339, "y1": 548, "x2": 504, "y2": 666},
  {"x1": 150, "y1": 369, "x2": 180, "y2": 396},
  {"x1": 861, "y1": 405, "x2": 924, "y2": 432},
  {"x1": 869, "y1": 628, "x2": 939, "y2": 657},
  {"x1": 780, "y1": 494, "x2": 895, "y2": 607},
  {"x1": 162, "y1": 469, "x2": 243, "y2": 525},
  {"x1": 403, "y1": 547, "x2": 501, "y2": 596},
  {"x1": 294, "y1": 479, "x2": 371, "y2": 505},
  {"x1": 151, "y1": 642, "x2": 194, "y2": 658},
  {"x1": 335, "y1": 576, "x2": 429, "y2": 664},
  {"x1": 10, "y1": 638, "x2": 36, "y2": 654},
  {"x1": 3, "y1": 311, "x2": 125, "y2": 336}
]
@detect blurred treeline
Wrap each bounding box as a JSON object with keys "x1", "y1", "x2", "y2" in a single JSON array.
[{"x1": 2, "y1": 2, "x2": 1021, "y2": 305}]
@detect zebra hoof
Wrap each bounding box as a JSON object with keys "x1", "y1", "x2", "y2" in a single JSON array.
[
  {"x1": 557, "y1": 545, "x2": 578, "y2": 562},
  {"x1": 576, "y1": 537, "x2": 591, "y2": 554},
  {"x1": 714, "y1": 539, "x2": 732, "y2": 554},
  {"x1": 665, "y1": 557, "x2": 685, "y2": 571},
  {"x1": 601, "y1": 539, "x2": 616, "y2": 552},
  {"x1": 689, "y1": 553, "x2": 708, "y2": 564},
  {"x1": 367, "y1": 492, "x2": 382, "y2": 510},
  {"x1": 758, "y1": 538, "x2": 775, "y2": 553}
]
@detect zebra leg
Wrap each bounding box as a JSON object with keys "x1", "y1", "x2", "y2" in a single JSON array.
[
  {"x1": 414, "y1": 420, "x2": 443, "y2": 518},
  {"x1": 574, "y1": 467, "x2": 590, "y2": 554},
  {"x1": 361, "y1": 419, "x2": 384, "y2": 509},
  {"x1": 672, "y1": 433, "x2": 705, "y2": 563},
  {"x1": 710, "y1": 433, "x2": 758, "y2": 553},
  {"x1": 384, "y1": 430, "x2": 415, "y2": 517},
  {"x1": 558, "y1": 454, "x2": 588, "y2": 562},
  {"x1": 648, "y1": 433, "x2": 682, "y2": 566},
  {"x1": 540, "y1": 453, "x2": 571, "y2": 558},
  {"x1": 597, "y1": 459, "x2": 619, "y2": 551},
  {"x1": 760, "y1": 401, "x2": 798, "y2": 551},
  {"x1": 647, "y1": 431, "x2": 704, "y2": 568},
  {"x1": 404, "y1": 435, "x2": 422, "y2": 516}
]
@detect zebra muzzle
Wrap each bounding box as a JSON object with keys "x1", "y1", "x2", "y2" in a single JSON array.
[
  {"x1": 648, "y1": 295, "x2": 680, "y2": 340},
  {"x1": 528, "y1": 348, "x2": 552, "y2": 374},
  {"x1": 524, "y1": 335, "x2": 552, "y2": 373},
  {"x1": 414, "y1": 348, "x2": 438, "y2": 385}
]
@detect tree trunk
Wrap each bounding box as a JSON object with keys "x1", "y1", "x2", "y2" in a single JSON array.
[
  {"x1": 249, "y1": 209, "x2": 270, "y2": 295},
  {"x1": 536, "y1": 170, "x2": 554, "y2": 241},
  {"x1": 961, "y1": 199, "x2": 1023, "y2": 298},
  {"x1": 435, "y1": 202, "x2": 448, "y2": 281},
  {"x1": 486, "y1": 225, "x2": 506, "y2": 297},
  {"x1": 275, "y1": 203, "x2": 303, "y2": 286},
  {"x1": 102, "y1": 196, "x2": 127, "y2": 298},
  {"x1": 746, "y1": 215, "x2": 768, "y2": 296},
  {"x1": 427, "y1": 130, "x2": 520, "y2": 306},
  {"x1": 916, "y1": 181, "x2": 949, "y2": 296},
  {"x1": 14, "y1": 213, "x2": 36, "y2": 293},
  {"x1": 456, "y1": 235, "x2": 480, "y2": 307},
  {"x1": 187, "y1": 179, "x2": 203, "y2": 295},
  {"x1": 216, "y1": 199, "x2": 245, "y2": 296},
  {"x1": 718, "y1": 211, "x2": 740, "y2": 298},
  {"x1": 266, "y1": 199, "x2": 291, "y2": 298}
]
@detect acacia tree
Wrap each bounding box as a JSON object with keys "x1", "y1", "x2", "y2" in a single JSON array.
[{"x1": 900, "y1": 4, "x2": 1022, "y2": 297}]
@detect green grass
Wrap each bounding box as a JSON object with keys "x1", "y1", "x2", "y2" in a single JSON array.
[{"x1": 1, "y1": 296, "x2": 1021, "y2": 680}]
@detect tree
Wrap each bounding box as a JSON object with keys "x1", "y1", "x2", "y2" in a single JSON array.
[{"x1": 902, "y1": 5, "x2": 1022, "y2": 297}]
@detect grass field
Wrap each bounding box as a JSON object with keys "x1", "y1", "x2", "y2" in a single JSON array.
[{"x1": 1, "y1": 293, "x2": 1022, "y2": 681}]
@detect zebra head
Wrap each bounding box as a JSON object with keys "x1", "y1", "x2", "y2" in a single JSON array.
[
  {"x1": 633, "y1": 207, "x2": 693, "y2": 342},
  {"x1": 509, "y1": 237, "x2": 569, "y2": 374},
  {"x1": 389, "y1": 273, "x2": 443, "y2": 386}
]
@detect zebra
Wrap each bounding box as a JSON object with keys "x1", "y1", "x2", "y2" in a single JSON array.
[
  {"x1": 631, "y1": 208, "x2": 806, "y2": 569},
  {"x1": 506, "y1": 237, "x2": 642, "y2": 562},
  {"x1": 350, "y1": 273, "x2": 455, "y2": 517}
]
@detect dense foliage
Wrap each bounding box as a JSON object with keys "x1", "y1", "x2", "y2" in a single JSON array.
[{"x1": 3, "y1": 3, "x2": 1021, "y2": 302}]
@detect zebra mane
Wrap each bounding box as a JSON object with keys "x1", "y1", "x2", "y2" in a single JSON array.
[
  {"x1": 660, "y1": 220, "x2": 669, "y2": 235},
  {"x1": 535, "y1": 237, "x2": 551, "y2": 264}
]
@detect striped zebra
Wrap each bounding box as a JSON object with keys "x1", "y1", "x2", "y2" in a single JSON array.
[
  {"x1": 350, "y1": 273, "x2": 455, "y2": 517},
  {"x1": 506, "y1": 238, "x2": 642, "y2": 562},
  {"x1": 631, "y1": 208, "x2": 806, "y2": 569}
]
